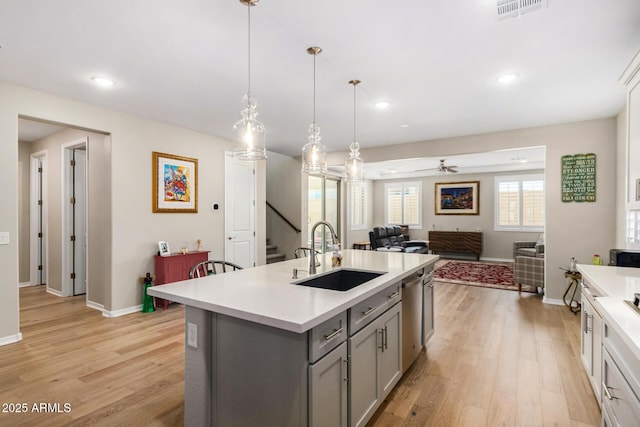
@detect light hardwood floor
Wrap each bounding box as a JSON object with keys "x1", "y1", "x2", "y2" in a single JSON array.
[{"x1": 0, "y1": 283, "x2": 600, "y2": 426}]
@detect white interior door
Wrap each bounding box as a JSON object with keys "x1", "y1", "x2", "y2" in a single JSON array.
[
  {"x1": 225, "y1": 153, "x2": 256, "y2": 268},
  {"x1": 62, "y1": 138, "x2": 88, "y2": 297},
  {"x1": 73, "y1": 149, "x2": 87, "y2": 295},
  {"x1": 30, "y1": 152, "x2": 47, "y2": 286}
]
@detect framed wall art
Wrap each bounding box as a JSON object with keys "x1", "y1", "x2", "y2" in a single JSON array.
[
  {"x1": 152, "y1": 151, "x2": 198, "y2": 213},
  {"x1": 435, "y1": 181, "x2": 479, "y2": 215}
]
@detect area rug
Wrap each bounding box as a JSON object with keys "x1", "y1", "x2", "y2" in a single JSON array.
[{"x1": 434, "y1": 260, "x2": 528, "y2": 292}]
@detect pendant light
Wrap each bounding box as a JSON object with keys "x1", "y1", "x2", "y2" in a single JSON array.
[
  {"x1": 301, "y1": 47, "x2": 327, "y2": 175},
  {"x1": 233, "y1": 0, "x2": 266, "y2": 160},
  {"x1": 345, "y1": 79, "x2": 364, "y2": 181}
]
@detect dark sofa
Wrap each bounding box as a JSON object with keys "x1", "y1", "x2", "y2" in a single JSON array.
[{"x1": 368, "y1": 226, "x2": 429, "y2": 254}]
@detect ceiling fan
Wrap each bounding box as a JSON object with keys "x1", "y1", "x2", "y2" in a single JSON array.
[{"x1": 416, "y1": 159, "x2": 459, "y2": 174}]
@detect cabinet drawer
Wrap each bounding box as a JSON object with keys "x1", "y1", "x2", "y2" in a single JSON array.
[
  {"x1": 309, "y1": 311, "x2": 347, "y2": 363},
  {"x1": 602, "y1": 348, "x2": 640, "y2": 427},
  {"x1": 349, "y1": 281, "x2": 401, "y2": 335},
  {"x1": 603, "y1": 323, "x2": 640, "y2": 396}
]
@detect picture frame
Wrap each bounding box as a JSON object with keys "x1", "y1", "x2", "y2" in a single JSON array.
[
  {"x1": 152, "y1": 151, "x2": 198, "y2": 213},
  {"x1": 435, "y1": 181, "x2": 479, "y2": 215},
  {"x1": 158, "y1": 240, "x2": 171, "y2": 256}
]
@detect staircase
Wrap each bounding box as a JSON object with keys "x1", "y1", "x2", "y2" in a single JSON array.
[{"x1": 266, "y1": 239, "x2": 286, "y2": 264}]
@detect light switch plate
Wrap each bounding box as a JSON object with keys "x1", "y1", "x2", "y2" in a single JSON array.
[{"x1": 0, "y1": 232, "x2": 9, "y2": 245}]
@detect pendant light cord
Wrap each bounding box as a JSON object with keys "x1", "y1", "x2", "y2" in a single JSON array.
[
  {"x1": 247, "y1": 3, "x2": 251, "y2": 96},
  {"x1": 353, "y1": 83, "x2": 356, "y2": 142},
  {"x1": 313, "y1": 52, "x2": 316, "y2": 126}
]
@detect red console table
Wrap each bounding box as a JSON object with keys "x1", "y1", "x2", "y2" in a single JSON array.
[{"x1": 153, "y1": 251, "x2": 209, "y2": 309}]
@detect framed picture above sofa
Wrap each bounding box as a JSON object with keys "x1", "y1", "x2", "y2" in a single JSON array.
[{"x1": 435, "y1": 181, "x2": 479, "y2": 215}]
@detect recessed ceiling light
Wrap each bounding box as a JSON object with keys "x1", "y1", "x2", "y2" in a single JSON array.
[
  {"x1": 400, "y1": 124, "x2": 409, "y2": 128},
  {"x1": 375, "y1": 100, "x2": 390, "y2": 109},
  {"x1": 497, "y1": 73, "x2": 518, "y2": 84},
  {"x1": 91, "y1": 76, "x2": 116, "y2": 87}
]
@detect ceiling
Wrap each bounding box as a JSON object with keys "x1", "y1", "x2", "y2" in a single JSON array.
[{"x1": 3, "y1": 1, "x2": 640, "y2": 162}]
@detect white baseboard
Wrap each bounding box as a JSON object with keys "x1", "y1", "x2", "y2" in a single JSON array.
[
  {"x1": 543, "y1": 296, "x2": 564, "y2": 305},
  {"x1": 102, "y1": 305, "x2": 143, "y2": 318},
  {"x1": 19, "y1": 281, "x2": 33, "y2": 288},
  {"x1": 86, "y1": 300, "x2": 104, "y2": 312},
  {"x1": 0, "y1": 332, "x2": 23, "y2": 347},
  {"x1": 480, "y1": 257, "x2": 513, "y2": 263},
  {"x1": 46, "y1": 287, "x2": 62, "y2": 297}
]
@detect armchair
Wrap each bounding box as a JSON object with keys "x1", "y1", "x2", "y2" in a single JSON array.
[
  {"x1": 513, "y1": 233, "x2": 545, "y2": 258},
  {"x1": 514, "y1": 255, "x2": 544, "y2": 293}
]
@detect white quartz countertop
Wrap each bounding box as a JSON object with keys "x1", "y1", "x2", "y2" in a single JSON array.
[
  {"x1": 147, "y1": 249, "x2": 439, "y2": 333},
  {"x1": 576, "y1": 264, "x2": 640, "y2": 359}
]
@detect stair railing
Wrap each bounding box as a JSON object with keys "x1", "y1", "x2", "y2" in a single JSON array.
[{"x1": 266, "y1": 201, "x2": 301, "y2": 233}]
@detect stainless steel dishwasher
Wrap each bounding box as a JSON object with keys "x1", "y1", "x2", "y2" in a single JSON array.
[{"x1": 401, "y1": 268, "x2": 425, "y2": 372}]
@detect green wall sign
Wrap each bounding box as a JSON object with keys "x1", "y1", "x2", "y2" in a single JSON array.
[{"x1": 561, "y1": 153, "x2": 596, "y2": 202}]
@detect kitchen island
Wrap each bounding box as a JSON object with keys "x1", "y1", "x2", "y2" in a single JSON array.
[{"x1": 148, "y1": 249, "x2": 438, "y2": 427}]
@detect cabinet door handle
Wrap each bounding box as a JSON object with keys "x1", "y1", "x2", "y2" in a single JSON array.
[
  {"x1": 323, "y1": 327, "x2": 343, "y2": 341},
  {"x1": 384, "y1": 326, "x2": 388, "y2": 350},
  {"x1": 602, "y1": 383, "x2": 618, "y2": 400},
  {"x1": 343, "y1": 358, "x2": 349, "y2": 383},
  {"x1": 587, "y1": 314, "x2": 593, "y2": 332},
  {"x1": 362, "y1": 306, "x2": 378, "y2": 316},
  {"x1": 583, "y1": 311, "x2": 589, "y2": 334},
  {"x1": 378, "y1": 329, "x2": 385, "y2": 352},
  {"x1": 388, "y1": 291, "x2": 400, "y2": 299}
]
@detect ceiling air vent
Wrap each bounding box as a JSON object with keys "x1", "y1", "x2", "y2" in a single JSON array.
[{"x1": 497, "y1": 0, "x2": 545, "y2": 19}]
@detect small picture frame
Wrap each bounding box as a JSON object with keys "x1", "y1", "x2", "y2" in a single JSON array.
[{"x1": 158, "y1": 241, "x2": 171, "y2": 256}]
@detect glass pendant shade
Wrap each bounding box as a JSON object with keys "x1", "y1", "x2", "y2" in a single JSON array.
[
  {"x1": 233, "y1": 94, "x2": 266, "y2": 160},
  {"x1": 301, "y1": 46, "x2": 327, "y2": 175},
  {"x1": 233, "y1": 0, "x2": 266, "y2": 161},
  {"x1": 302, "y1": 123, "x2": 327, "y2": 175},
  {"x1": 345, "y1": 79, "x2": 364, "y2": 181},
  {"x1": 345, "y1": 141, "x2": 364, "y2": 181}
]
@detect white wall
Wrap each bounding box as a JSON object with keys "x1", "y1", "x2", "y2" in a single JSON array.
[
  {"x1": 328, "y1": 117, "x2": 617, "y2": 302},
  {"x1": 17, "y1": 141, "x2": 31, "y2": 283},
  {"x1": 1, "y1": 82, "x2": 266, "y2": 343}
]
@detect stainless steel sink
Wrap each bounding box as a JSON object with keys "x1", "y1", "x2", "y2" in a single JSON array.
[{"x1": 293, "y1": 269, "x2": 385, "y2": 291}]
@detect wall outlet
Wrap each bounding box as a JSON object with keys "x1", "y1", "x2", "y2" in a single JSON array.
[
  {"x1": 0, "y1": 232, "x2": 9, "y2": 245},
  {"x1": 187, "y1": 322, "x2": 198, "y2": 349}
]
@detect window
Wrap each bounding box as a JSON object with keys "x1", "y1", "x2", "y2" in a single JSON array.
[
  {"x1": 494, "y1": 174, "x2": 544, "y2": 231},
  {"x1": 349, "y1": 182, "x2": 368, "y2": 230},
  {"x1": 384, "y1": 182, "x2": 422, "y2": 228}
]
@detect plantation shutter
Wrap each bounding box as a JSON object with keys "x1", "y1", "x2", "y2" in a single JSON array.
[
  {"x1": 387, "y1": 186, "x2": 403, "y2": 225},
  {"x1": 498, "y1": 181, "x2": 520, "y2": 227},
  {"x1": 522, "y1": 179, "x2": 544, "y2": 227}
]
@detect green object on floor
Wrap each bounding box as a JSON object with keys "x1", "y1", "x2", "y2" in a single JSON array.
[{"x1": 142, "y1": 273, "x2": 155, "y2": 313}]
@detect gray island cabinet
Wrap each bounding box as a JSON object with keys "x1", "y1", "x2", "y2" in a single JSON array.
[{"x1": 148, "y1": 250, "x2": 438, "y2": 427}]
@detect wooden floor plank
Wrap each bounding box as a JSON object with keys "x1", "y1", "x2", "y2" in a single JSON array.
[{"x1": 0, "y1": 280, "x2": 601, "y2": 427}]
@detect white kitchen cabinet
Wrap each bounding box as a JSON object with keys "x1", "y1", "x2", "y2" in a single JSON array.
[
  {"x1": 580, "y1": 281, "x2": 603, "y2": 405},
  {"x1": 621, "y1": 48, "x2": 640, "y2": 209},
  {"x1": 349, "y1": 302, "x2": 402, "y2": 427},
  {"x1": 309, "y1": 341, "x2": 348, "y2": 427}
]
